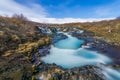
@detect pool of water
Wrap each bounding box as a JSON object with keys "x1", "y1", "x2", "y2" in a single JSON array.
[
  {"x1": 41, "y1": 33, "x2": 112, "y2": 68},
  {"x1": 54, "y1": 35, "x2": 84, "y2": 49}
]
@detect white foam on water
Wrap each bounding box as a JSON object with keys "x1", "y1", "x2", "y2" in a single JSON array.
[
  {"x1": 41, "y1": 45, "x2": 112, "y2": 68},
  {"x1": 41, "y1": 32, "x2": 120, "y2": 79}
]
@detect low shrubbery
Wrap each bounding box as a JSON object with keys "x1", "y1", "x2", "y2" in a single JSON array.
[
  {"x1": 61, "y1": 19, "x2": 120, "y2": 46},
  {"x1": 0, "y1": 14, "x2": 48, "y2": 55}
]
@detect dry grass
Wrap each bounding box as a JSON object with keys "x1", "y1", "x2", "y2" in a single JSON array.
[
  {"x1": 0, "y1": 15, "x2": 46, "y2": 55},
  {"x1": 62, "y1": 19, "x2": 120, "y2": 46},
  {"x1": 2, "y1": 37, "x2": 51, "y2": 57}
]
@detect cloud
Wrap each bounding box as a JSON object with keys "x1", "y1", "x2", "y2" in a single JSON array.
[
  {"x1": 0, "y1": 0, "x2": 47, "y2": 18},
  {"x1": 0, "y1": 0, "x2": 115, "y2": 24},
  {"x1": 31, "y1": 17, "x2": 114, "y2": 24}
]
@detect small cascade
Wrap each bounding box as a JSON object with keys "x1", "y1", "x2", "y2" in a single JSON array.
[
  {"x1": 41, "y1": 31, "x2": 120, "y2": 80},
  {"x1": 36, "y1": 26, "x2": 52, "y2": 34},
  {"x1": 42, "y1": 32, "x2": 112, "y2": 68},
  {"x1": 100, "y1": 65, "x2": 120, "y2": 80}
]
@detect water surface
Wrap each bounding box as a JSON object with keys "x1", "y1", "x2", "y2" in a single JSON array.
[
  {"x1": 41, "y1": 32, "x2": 120, "y2": 80},
  {"x1": 42, "y1": 33, "x2": 112, "y2": 68}
]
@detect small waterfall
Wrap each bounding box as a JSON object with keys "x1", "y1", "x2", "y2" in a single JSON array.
[
  {"x1": 62, "y1": 32, "x2": 72, "y2": 37},
  {"x1": 41, "y1": 30, "x2": 120, "y2": 80},
  {"x1": 36, "y1": 26, "x2": 52, "y2": 34},
  {"x1": 103, "y1": 67, "x2": 120, "y2": 80},
  {"x1": 101, "y1": 65, "x2": 120, "y2": 80}
]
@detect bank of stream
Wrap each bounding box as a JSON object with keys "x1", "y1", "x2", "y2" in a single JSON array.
[{"x1": 33, "y1": 30, "x2": 120, "y2": 80}]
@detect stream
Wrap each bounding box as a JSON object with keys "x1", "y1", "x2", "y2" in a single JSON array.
[{"x1": 41, "y1": 32, "x2": 120, "y2": 80}]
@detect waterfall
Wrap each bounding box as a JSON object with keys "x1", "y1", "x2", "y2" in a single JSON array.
[
  {"x1": 41, "y1": 31, "x2": 120, "y2": 80},
  {"x1": 100, "y1": 65, "x2": 120, "y2": 80}
]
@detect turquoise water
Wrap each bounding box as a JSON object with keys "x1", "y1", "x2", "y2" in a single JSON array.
[
  {"x1": 42, "y1": 33, "x2": 112, "y2": 68},
  {"x1": 41, "y1": 32, "x2": 120, "y2": 80},
  {"x1": 55, "y1": 34, "x2": 84, "y2": 49}
]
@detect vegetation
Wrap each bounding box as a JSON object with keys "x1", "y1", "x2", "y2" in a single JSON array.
[
  {"x1": 0, "y1": 14, "x2": 120, "y2": 80},
  {"x1": 0, "y1": 14, "x2": 50, "y2": 55},
  {"x1": 0, "y1": 14, "x2": 51, "y2": 80},
  {"x1": 61, "y1": 18, "x2": 120, "y2": 46}
]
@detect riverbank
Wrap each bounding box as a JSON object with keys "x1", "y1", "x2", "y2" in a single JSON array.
[
  {"x1": 61, "y1": 18, "x2": 120, "y2": 46},
  {"x1": 71, "y1": 30, "x2": 120, "y2": 65},
  {"x1": 0, "y1": 15, "x2": 52, "y2": 80},
  {"x1": 0, "y1": 36, "x2": 51, "y2": 80},
  {"x1": 0, "y1": 15, "x2": 120, "y2": 80},
  {"x1": 32, "y1": 29, "x2": 120, "y2": 80}
]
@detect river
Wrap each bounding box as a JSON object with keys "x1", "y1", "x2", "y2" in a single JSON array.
[{"x1": 41, "y1": 32, "x2": 120, "y2": 80}]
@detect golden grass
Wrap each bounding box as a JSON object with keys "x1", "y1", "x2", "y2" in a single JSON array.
[
  {"x1": 3, "y1": 37, "x2": 51, "y2": 57},
  {"x1": 61, "y1": 19, "x2": 120, "y2": 46}
]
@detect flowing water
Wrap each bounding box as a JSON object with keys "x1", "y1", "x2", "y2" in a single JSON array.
[{"x1": 41, "y1": 32, "x2": 120, "y2": 80}]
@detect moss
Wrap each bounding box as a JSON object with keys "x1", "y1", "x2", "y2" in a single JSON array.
[
  {"x1": 3, "y1": 37, "x2": 51, "y2": 57},
  {"x1": 0, "y1": 53, "x2": 32, "y2": 80},
  {"x1": 11, "y1": 34, "x2": 20, "y2": 42},
  {"x1": 32, "y1": 76, "x2": 36, "y2": 80}
]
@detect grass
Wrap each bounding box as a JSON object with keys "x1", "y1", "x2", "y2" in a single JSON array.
[
  {"x1": 0, "y1": 14, "x2": 51, "y2": 80},
  {"x1": 60, "y1": 19, "x2": 120, "y2": 46}
]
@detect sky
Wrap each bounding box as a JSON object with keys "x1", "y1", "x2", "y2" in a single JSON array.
[{"x1": 0, "y1": 0, "x2": 120, "y2": 23}]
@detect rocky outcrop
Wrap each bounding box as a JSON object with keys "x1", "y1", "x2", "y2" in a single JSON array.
[{"x1": 33, "y1": 62, "x2": 105, "y2": 80}]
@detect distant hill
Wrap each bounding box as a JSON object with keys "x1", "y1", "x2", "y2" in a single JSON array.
[{"x1": 60, "y1": 18, "x2": 120, "y2": 46}]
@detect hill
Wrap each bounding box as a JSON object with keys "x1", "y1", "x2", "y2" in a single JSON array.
[
  {"x1": 0, "y1": 15, "x2": 51, "y2": 80},
  {"x1": 61, "y1": 18, "x2": 120, "y2": 46}
]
